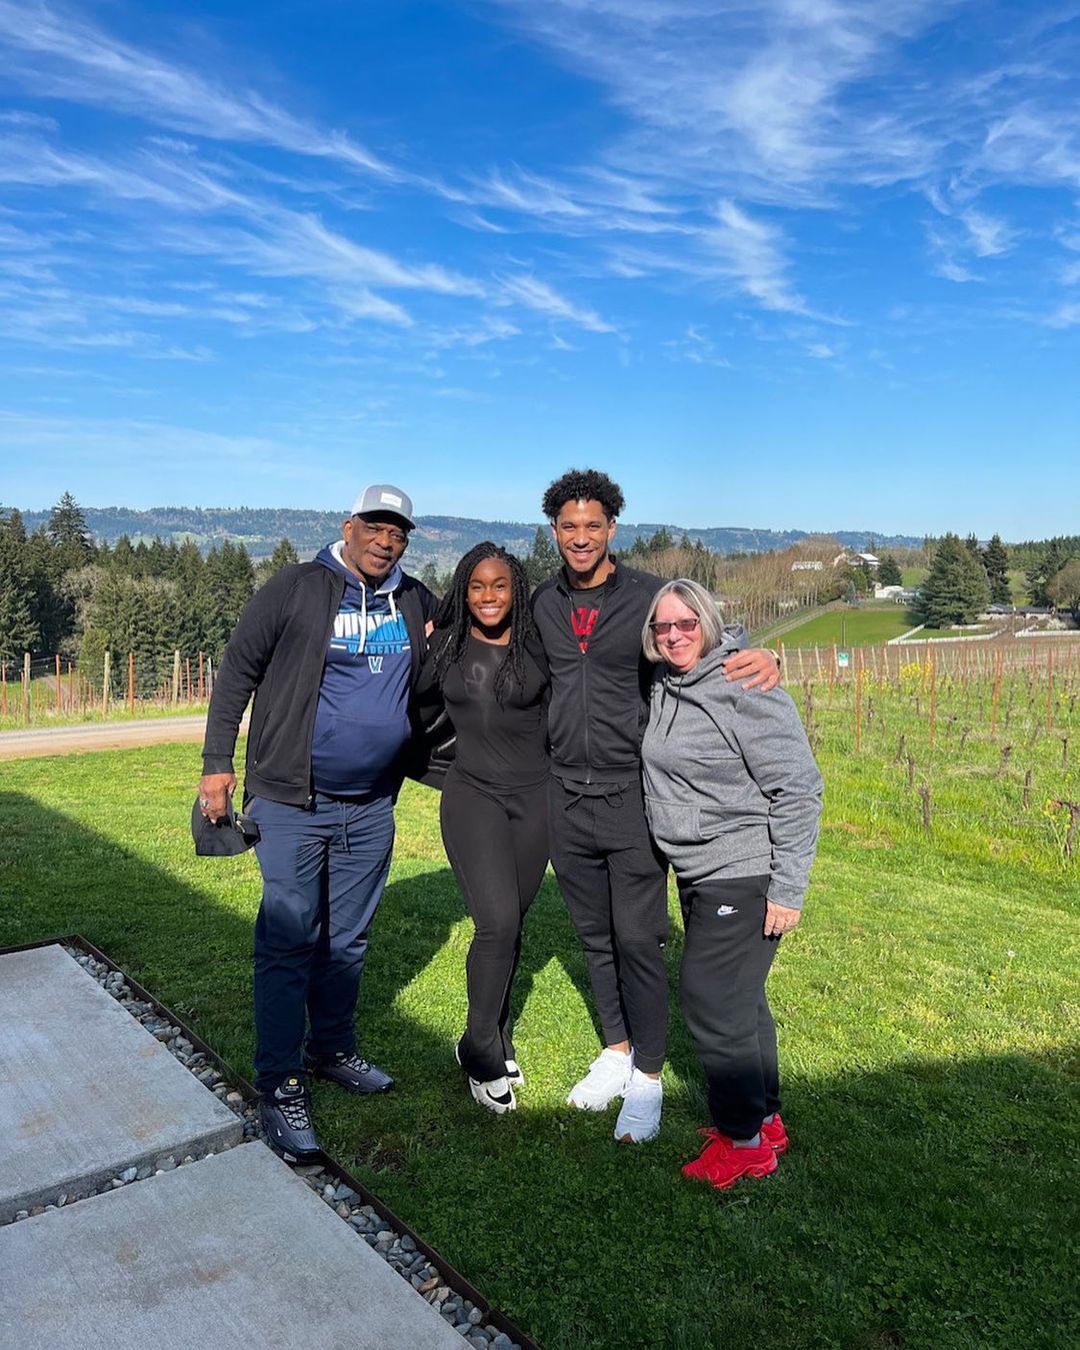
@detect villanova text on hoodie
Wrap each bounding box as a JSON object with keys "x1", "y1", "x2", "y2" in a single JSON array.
[
  {"x1": 641, "y1": 637, "x2": 824, "y2": 910},
  {"x1": 312, "y1": 543, "x2": 413, "y2": 797}
]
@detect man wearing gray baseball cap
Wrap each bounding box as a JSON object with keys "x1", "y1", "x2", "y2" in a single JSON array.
[{"x1": 198, "y1": 483, "x2": 438, "y2": 1162}]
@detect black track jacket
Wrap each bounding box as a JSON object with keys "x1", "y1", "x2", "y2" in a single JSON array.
[
  {"x1": 201, "y1": 561, "x2": 437, "y2": 806},
  {"x1": 531, "y1": 561, "x2": 747, "y2": 785}
]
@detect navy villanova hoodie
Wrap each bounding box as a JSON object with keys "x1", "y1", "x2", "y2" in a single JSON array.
[{"x1": 311, "y1": 542, "x2": 414, "y2": 796}]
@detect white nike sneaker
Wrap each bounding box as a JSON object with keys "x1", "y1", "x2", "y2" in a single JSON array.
[
  {"x1": 467, "y1": 1074, "x2": 516, "y2": 1115},
  {"x1": 567, "y1": 1047, "x2": 633, "y2": 1110},
  {"x1": 505, "y1": 1059, "x2": 524, "y2": 1086},
  {"x1": 614, "y1": 1069, "x2": 663, "y2": 1143}
]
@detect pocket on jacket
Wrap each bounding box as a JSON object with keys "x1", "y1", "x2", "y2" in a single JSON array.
[{"x1": 644, "y1": 796, "x2": 700, "y2": 845}]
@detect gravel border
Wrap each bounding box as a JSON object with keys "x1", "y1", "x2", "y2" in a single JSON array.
[{"x1": 5, "y1": 941, "x2": 528, "y2": 1350}]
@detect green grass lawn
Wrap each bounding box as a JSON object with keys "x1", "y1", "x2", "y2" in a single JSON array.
[
  {"x1": 779, "y1": 605, "x2": 920, "y2": 648},
  {"x1": 918, "y1": 625, "x2": 998, "y2": 640},
  {"x1": 1, "y1": 675, "x2": 1077, "y2": 1350}
]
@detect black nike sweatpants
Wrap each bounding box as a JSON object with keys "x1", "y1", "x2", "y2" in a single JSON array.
[
  {"x1": 679, "y1": 874, "x2": 781, "y2": 1139},
  {"x1": 547, "y1": 776, "x2": 670, "y2": 1075},
  {"x1": 440, "y1": 772, "x2": 549, "y2": 1083}
]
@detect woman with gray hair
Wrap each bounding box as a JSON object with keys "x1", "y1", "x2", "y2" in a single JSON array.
[{"x1": 640, "y1": 578, "x2": 823, "y2": 1191}]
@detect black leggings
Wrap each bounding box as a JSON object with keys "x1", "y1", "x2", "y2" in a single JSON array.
[
  {"x1": 440, "y1": 773, "x2": 549, "y2": 1082},
  {"x1": 679, "y1": 875, "x2": 781, "y2": 1139}
]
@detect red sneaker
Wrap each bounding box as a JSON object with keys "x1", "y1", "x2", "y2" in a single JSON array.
[
  {"x1": 761, "y1": 1113, "x2": 789, "y2": 1154},
  {"x1": 682, "y1": 1130, "x2": 778, "y2": 1189}
]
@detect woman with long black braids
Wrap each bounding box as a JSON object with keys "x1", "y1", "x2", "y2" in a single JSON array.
[{"x1": 419, "y1": 543, "x2": 550, "y2": 1114}]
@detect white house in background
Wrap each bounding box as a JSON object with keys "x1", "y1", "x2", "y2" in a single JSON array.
[
  {"x1": 791, "y1": 560, "x2": 824, "y2": 571},
  {"x1": 832, "y1": 550, "x2": 881, "y2": 569},
  {"x1": 875, "y1": 584, "x2": 919, "y2": 603}
]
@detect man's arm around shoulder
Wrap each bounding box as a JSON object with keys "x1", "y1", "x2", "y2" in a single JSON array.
[{"x1": 719, "y1": 621, "x2": 781, "y2": 692}]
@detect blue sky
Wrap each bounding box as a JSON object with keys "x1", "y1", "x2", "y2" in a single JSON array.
[{"x1": 1, "y1": 0, "x2": 1078, "y2": 539}]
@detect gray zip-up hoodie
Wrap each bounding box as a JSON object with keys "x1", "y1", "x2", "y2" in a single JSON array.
[{"x1": 641, "y1": 636, "x2": 823, "y2": 909}]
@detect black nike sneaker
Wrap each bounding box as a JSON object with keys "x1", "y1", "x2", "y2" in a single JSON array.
[
  {"x1": 303, "y1": 1049, "x2": 394, "y2": 1095},
  {"x1": 258, "y1": 1076, "x2": 322, "y2": 1164}
]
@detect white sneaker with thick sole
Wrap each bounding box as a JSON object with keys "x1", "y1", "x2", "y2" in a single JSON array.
[
  {"x1": 467, "y1": 1074, "x2": 516, "y2": 1114},
  {"x1": 614, "y1": 1069, "x2": 663, "y2": 1143},
  {"x1": 505, "y1": 1059, "x2": 524, "y2": 1086},
  {"x1": 567, "y1": 1048, "x2": 633, "y2": 1110}
]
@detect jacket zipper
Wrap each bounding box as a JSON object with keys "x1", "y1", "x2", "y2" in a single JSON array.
[{"x1": 580, "y1": 638, "x2": 591, "y2": 785}]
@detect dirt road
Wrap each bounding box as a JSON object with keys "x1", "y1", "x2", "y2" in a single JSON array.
[{"x1": 0, "y1": 715, "x2": 246, "y2": 761}]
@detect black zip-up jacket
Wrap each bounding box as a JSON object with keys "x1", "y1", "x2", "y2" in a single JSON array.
[
  {"x1": 531, "y1": 561, "x2": 747, "y2": 784},
  {"x1": 201, "y1": 560, "x2": 437, "y2": 806}
]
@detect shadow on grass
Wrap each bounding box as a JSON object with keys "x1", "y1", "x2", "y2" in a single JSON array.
[{"x1": 1, "y1": 791, "x2": 1076, "y2": 1350}]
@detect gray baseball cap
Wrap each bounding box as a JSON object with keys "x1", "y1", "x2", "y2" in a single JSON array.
[{"x1": 350, "y1": 483, "x2": 416, "y2": 529}]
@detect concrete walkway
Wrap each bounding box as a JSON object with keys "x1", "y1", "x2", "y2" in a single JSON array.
[{"x1": 0, "y1": 946, "x2": 466, "y2": 1349}]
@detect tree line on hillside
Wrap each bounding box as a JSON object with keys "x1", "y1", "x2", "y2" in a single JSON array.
[
  {"x1": 0, "y1": 494, "x2": 300, "y2": 687},
  {"x1": 2, "y1": 497, "x2": 1076, "y2": 677}
]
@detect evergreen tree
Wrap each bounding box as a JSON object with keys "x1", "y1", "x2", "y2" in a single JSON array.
[
  {"x1": 964, "y1": 532, "x2": 982, "y2": 558},
  {"x1": 878, "y1": 555, "x2": 902, "y2": 587},
  {"x1": 0, "y1": 509, "x2": 39, "y2": 660},
  {"x1": 418, "y1": 561, "x2": 442, "y2": 596},
  {"x1": 48, "y1": 492, "x2": 93, "y2": 572},
  {"x1": 147, "y1": 537, "x2": 171, "y2": 576},
  {"x1": 198, "y1": 542, "x2": 254, "y2": 660},
  {"x1": 918, "y1": 533, "x2": 990, "y2": 627},
  {"x1": 172, "y1": 542, "x2": 206, "y2": 656},
  {"x1": 525, "y1": 525, "x2": 560, "y2": 586},
  {"x1": 23, "y1": 524, "x2": 67, "y2": 655},
  {"x1": 255, "y1": 536, "x2": 299, "y2": 588},
  {"x1": 112, "y1": 535, "x2": 136, "y2": 573},
  {"x1": 269, "y1": 537, "x2": 299, "y2": 571},
  {"x1": 982, "y1": 533, "x2": 1011, "y2": 605}
]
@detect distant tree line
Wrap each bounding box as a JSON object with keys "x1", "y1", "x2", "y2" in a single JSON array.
[
  {"x1": 917, "y1": 532, "x2": 1079, "y2": 628},
  {"x1": 0, "y1": 494, "x2": 301, "y2": 690},
  {"x1": 4, "y1": 497, "x2": 1075, "y2": 673}
]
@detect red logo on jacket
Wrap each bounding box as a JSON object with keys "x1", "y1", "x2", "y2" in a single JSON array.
[{"x1": 572, "y1": 607, "x2": 600, "y2": 653}]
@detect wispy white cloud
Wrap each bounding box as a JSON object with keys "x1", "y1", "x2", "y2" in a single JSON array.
[
  {"x1": 701, "y1": 200, "x2": 810, "y2": 316},
  {"x1": 1045, "y1": 301, "x2": 1080, "y2": 328},
  {"x1": 665, "y1": 323, "x2": 731, "y2": 369},
  {"x1": 0, "y1": 107, "x2": 58, "y2": 130},
  {"x1": 0, "y1": 0, "x2": 394, "y2": 175},
  {"x1": 488, "y1": 0, "x2": 953, "y2": 205},
  {"x1": 0, "y1": 128, "x2": 614, "y2": 338},
  {"x1": 495, "y1": 273, "x2": 615, "y2": 332},
  {"x1": 0, "y1": 408, "x2": 291, "y2": 466},
  {"x1": 481, "y1": 0, "x2": 1080, "y2": 326},
  {"x1": 961, "y1": 209, "x2": 1017, "y2": 258}
]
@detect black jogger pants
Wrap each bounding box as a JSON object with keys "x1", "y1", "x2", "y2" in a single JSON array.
[
  {"x1": 679, "y1": 874, "x2": 781, "y2": 1139},
  {"x1": 548, "y1": 777, "x2": 670, "y2": 1075}
]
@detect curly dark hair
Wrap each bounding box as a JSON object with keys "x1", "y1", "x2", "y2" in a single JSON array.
[
  {"x1": 432, "y1": 542, "x2": 537, "y2": 702},
  {"x1": 541, "y1": 468, "x2": 625, "y2": 522}
]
